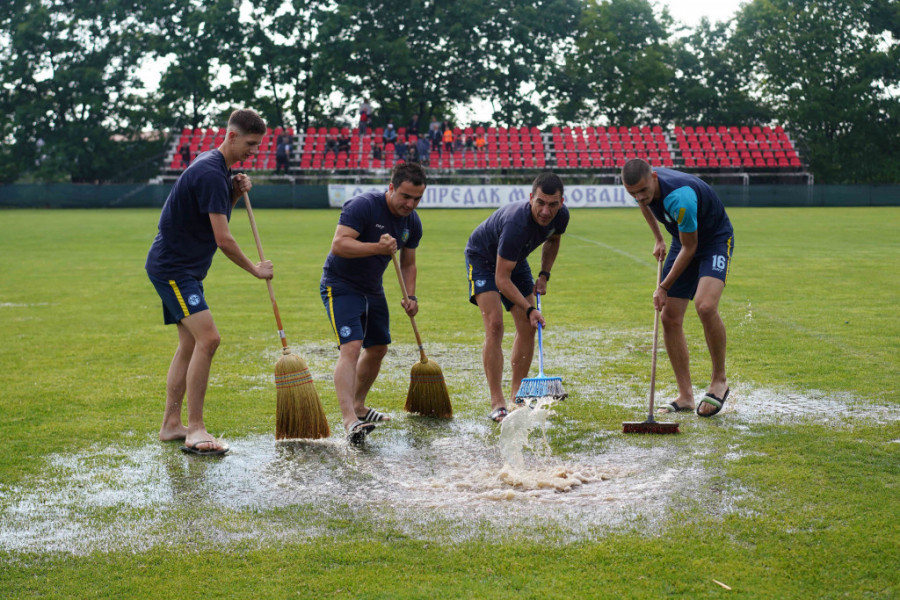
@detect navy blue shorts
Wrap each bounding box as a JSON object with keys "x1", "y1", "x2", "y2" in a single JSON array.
[
  {"x1": 320, "y1": 283, "x2": 391, "y2": 348},
  {"x1": 664, "y1": 235, "x2": 735, "y2": 300},
  {"x1": 148, "y1": 273, "x2": 209, "y2": 325},
  {"x1": 465, "y1": 254, "x2": 534, "y2": 311}
]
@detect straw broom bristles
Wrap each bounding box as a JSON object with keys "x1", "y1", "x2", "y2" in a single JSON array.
[
  {"x1": 243, "y1": 191, "x2": 330, "y2": 440},
  {"x1": 274, "y1": 350, "x2": 331, "y2": 440},
  {"x1": 406, "y1": 357, "x2": 452, "y2": 418},
  {"x1": 392, "y1": 253, "x2": 452, "y2": 419}
]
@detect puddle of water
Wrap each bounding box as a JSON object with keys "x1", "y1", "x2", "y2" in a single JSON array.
[{"x1": 3, "y1": 377, "x2": 896, "y2": 555}]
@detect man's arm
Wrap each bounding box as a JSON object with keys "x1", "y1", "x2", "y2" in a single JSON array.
[
  {"x1": 535, "y1": 234, "x2": 562, "y2": 295},
  {"x1": 209, "y1": 213, "x2": 273, "y2": 279},
  {"x1": 399, "y1": 246, "x2": 418, "y2": 317},
  {"x1": 330, "y1": 224, "x2": 396, "y2": 258},
  {"x1": 639, "y1": 204, "x2": 667, "y2": 260},
  {"x1": 496, "y1": 256, "x2": 545, "y2": 328}
]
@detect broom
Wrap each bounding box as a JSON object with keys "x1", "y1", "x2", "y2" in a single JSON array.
[
  {"x1": 623, "y1": 258, "x2": 679, "y2": 434},
  {"x1": 243, "y1": 193, "x2": 330, "y2": 440},
  {"x1": 391, "y1": 253, "x2": 452, "y2": 418},
  {"x1": 514, "y1": 292, "x2": 566, "y2": 404}
]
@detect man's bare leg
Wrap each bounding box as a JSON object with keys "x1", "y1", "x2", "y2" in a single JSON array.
[
  {"x1": 176, "y1": 310, "x2": 227, "y2": 452},
  {"x1": 159, "y1": 322, "x2": 194, "y2": 441},
  {"x1": 334, "y1": 340, "x2": 363, "y2": 431},
  {"x1": 476, "y1": 292, "x2": 507, "y2": 415},
  {"x1": 695, "y1": 277, "x2": 728, "y2": 415},
  {"x1": 659, "y1": 297, "x2": 694, "y2": 412},
  {"x1": 354, "y1": 344, "x2": 389, "y2": 420},
  {"x1": 509, "y1": 301, "x2": 536, "y2": 404}
]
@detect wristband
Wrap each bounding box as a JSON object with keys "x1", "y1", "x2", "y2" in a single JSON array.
[
  {"x1": 407, "y1": 295, "x2": 417, "y2": 302},
  {"x1": 526, "y1": 306, "x2": 536, "y2": 317},
  {"x1": 658, "y1": 284, "x2": 669, "y2": 292},
  {"x1": 538, "y1": 270, "x2": 551, "y2": 281}
]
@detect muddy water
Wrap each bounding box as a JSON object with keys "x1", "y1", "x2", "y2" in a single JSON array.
[{"x1": 0, "y1": 406, "x2": 731, "y2": 554}]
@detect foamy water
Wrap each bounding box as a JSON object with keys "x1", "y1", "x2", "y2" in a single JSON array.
[{"x1": 1, "y1": 378, "x2": 895, "y2": 555}]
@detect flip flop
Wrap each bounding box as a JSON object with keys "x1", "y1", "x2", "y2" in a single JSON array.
[
  {"x1": 180, "y1": 440, "x2": 230, "y2": 456},
  {"x1": 659, "y1": 401, "x2": 693, "y2": 414},
  {"x1": 347, "y1": 420, "x2": 376, "y2": 444},
  {"x1": 488, "y1": 407, "x2": 508, "y2": 423},
  {"x1": 697, "y1": 388, "x2": 730, "y2": 418},
  {"x1": 360, "y1": 408, "x2": 389, "y2": 423}
]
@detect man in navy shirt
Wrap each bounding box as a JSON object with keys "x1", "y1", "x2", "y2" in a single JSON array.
[
  {"x1": 321, "y1": 163, "x2": 426, "y2": 442},
  {"x1": 622, "y1": 158, "x2": 734, "y2": 417},
  {"x1": 465, "y1": 172, "x2": 569, "y2": 422},
  {"x1": 146, "y1": 109, "x2": 273, "y2": 455}
]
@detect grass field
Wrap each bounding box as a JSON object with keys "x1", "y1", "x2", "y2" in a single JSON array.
[{"x1": 1, "y1": 206, "x2": 898, "y2": 598}]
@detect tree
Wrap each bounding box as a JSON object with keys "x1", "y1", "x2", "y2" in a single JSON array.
[
  {"x1": 733, "y1": 0, "x2": 900, "y2": 182},
  {"x1": 550, "y1": 0, "x2": 675, "y2": 126},
  {"x1": 663, "y1": 18, "x2": 772, "y2": 126},
  {"x1": 0, "y1": 0, "x2": 150, "y2": 182},
  {"x1": 139, "y1": 0, "x2": 245, "y2": 131}
]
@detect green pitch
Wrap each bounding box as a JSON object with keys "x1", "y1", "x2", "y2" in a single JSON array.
[{"x1": 0, "y1": 206, "x2": 898, "y2": 598}]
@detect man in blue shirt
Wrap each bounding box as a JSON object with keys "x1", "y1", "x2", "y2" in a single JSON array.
[
  {"x1": 321, "y1": 163, "x2": 426, "y2": 442},
  {"x1": 622, "y1": 158, "x2": 734, "y2": 417},
  {"x1": 146, "y1": 109, "x2": 273, "y2": 455},
  {"x1": 465, "y1": 173, "x2": 569, "y2": 422}
]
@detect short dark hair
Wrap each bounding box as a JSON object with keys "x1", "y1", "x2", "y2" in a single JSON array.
[
  {"x1": 227, "y1": 109, "x2": 267, "y2": 136},
  {"x1": 622, "y1": 158, "x2": 652, "y2": 186},
  {"x1": 532, "y1": 172, "x2": 564, "y2": 196},
  {"x1": 391, "y1": 162, "x2": 427, "y2": 188}
]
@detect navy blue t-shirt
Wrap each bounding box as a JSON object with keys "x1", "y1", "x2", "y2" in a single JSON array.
[
  {"x1": 145, "y1": 150, "x2": 233, "y2": 280},
  {"x1": 649, "y1": 168, "x2": 733, "y2": 247},
  {"x1": 321, "y1": 190, "x2": 423, "y2": 295},
  {"x1": 465, "y1": 200, "x2": 569, "y2": 270}
]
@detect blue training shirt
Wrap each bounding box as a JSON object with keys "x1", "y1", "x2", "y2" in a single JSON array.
[
  {"x1": 648, "y1": 168, "x2": 732, "y2": 246},
  {"x1": 145, "y1": 150, "x2": 233, "y2": 280},
  {"x1": 321, "y1": 190, "x2": 423, "y2": 296},
  {"x1": 465, "y1": 200, "x2": 569, "y2": 270}
]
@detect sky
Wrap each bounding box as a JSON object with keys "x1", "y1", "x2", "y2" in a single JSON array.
[{"x1": 661, "y1": 0, "x2": 747, "y2": 27}]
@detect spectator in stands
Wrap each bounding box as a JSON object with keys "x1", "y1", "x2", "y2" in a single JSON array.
[
  {"x1": 621, "y1": 158, "x2": 734, "y2": 418},
  {"x1": 359, "y1": 98, "x2": 373, "y2": 136},
  {"x1": 274, "y1": 132, "x2": 292, "y2": 175},
  {"x1": 372, "y1": 141, "x2": 384, "y2": 161},
  {"x1": 465, "y1": 134, "x2": 474, "y2": 152},
  {"x1": 429, "y1": 118, "x2": 442, "y2": 154},
  {"x1": 464, "y1": 172, "x2": 568, "y2": 423},
  {"x1": 179, "y1": 142, "x2": 192, "y2": 166},
  {"x1": 145, "y1": 108, "x2": 273, "y2": 456},
  {"x1": 474, "y1": 131, "x2": 486, "y2": 152},
  {"x1": 325, "y1": 134, "x2": 338, "y2": 156},
  {"x1": 383, "y1": 120, "x2": 398, "y2": 145},
  {"x1": 408, "y1": 114, "x2": 421, "y2": 137},
  {"x1": 416, "y1": 136, "x2": 430, "y2": 166},
  {"x1": 337, "y1": 131, "x2": 351, "y2": 154},
  {"x1": 442, "y1": 123, "x2": 454, "y2": 154},
  {"x1": 394, "y1": 137, "x2": 409, "y2": 162},
  {"x1": 454, "y1": 133, "x2": 465, "y2": 153},
  {"x1": 319, "y1": 163, "x2": 427, "y2": 443}
]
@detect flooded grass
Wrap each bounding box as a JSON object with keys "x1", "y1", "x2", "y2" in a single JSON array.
[{"x1": 2, "y1": 371, "x2": 894, "y2": 556}]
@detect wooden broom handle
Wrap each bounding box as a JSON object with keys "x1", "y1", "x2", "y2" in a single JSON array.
[
  {"x1": 243, "y1": 193, "x2": 290, "y2": 354},
  {"x1": 648, "y1": 257, "x2": 663, "y2": 419},
  {"x1": 391, "y1": 252, "x2": 427, "y2": 362}
]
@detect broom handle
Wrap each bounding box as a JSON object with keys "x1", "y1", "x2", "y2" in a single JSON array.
[
  {"x1": 536, "y1": 292, "x2": 545, "y2": 377},
  {"x1": 243, "y1": 193, "x2": 290, "y2": 354},
  {"x1": 391, "y1": 252, "x2": 427, "y2": 363},
  {"x1": 648, "y1": 258, "x2": 663, "y2": 419}
]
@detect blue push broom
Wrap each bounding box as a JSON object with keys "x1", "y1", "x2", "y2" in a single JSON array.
[{"x1": 514, "y1": 293, "x2": 566, "y2": 405}]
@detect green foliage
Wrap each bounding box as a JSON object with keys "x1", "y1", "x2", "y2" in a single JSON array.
[
  {"x1": 0, "y1": 0, "x2": 898, "y2": 182},
  {"x1": 733, "y1": 0, "x2": 900, "y2": 182}
]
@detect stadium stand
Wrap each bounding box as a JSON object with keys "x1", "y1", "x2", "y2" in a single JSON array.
[{"x1": 159, "y1": 123, "x2": 805, "y2": 181}]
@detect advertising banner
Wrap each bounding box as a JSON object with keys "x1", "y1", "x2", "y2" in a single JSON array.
[{"x1": 327, "y1": 184, "x2": 637, "y2": 208}]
